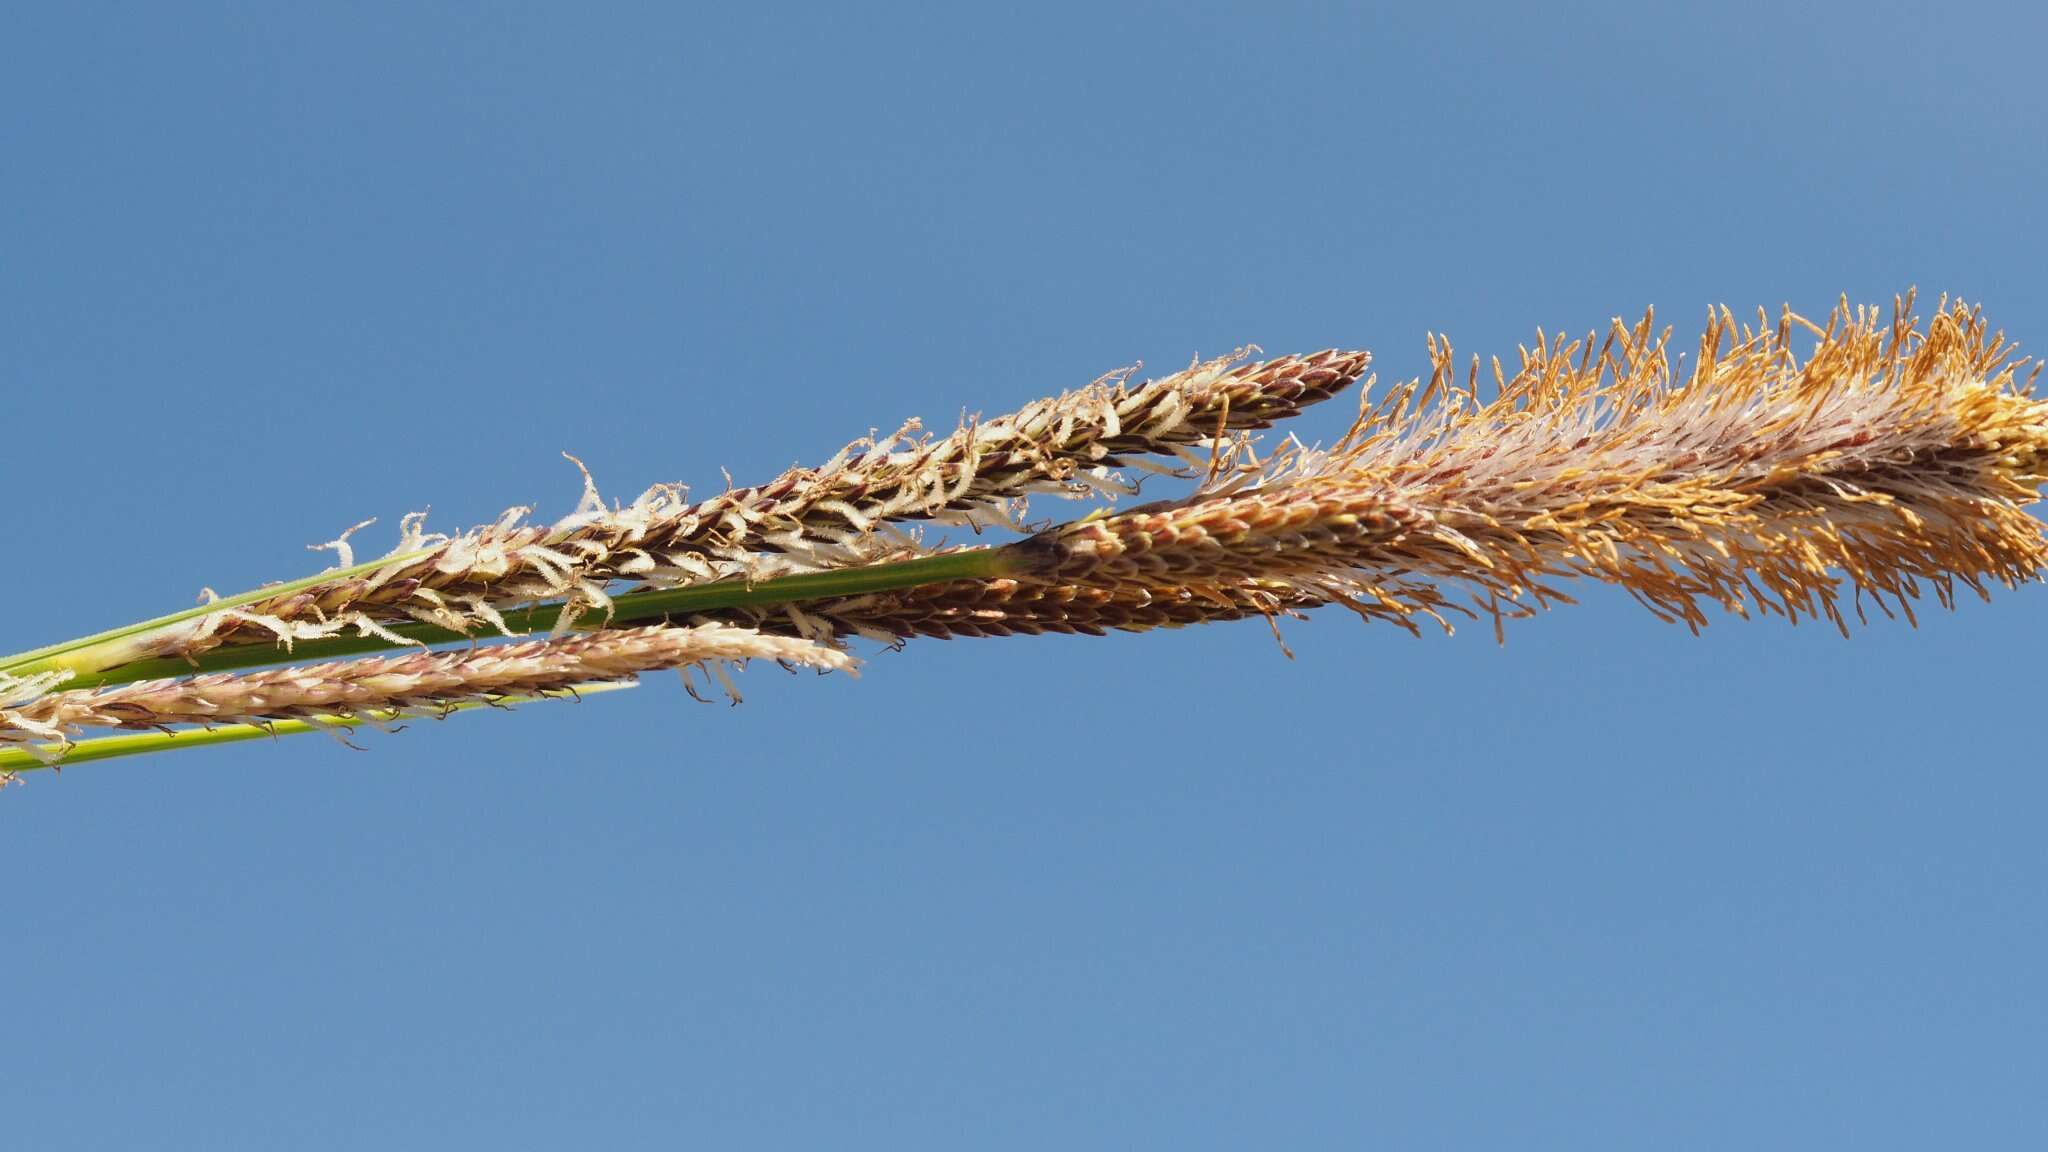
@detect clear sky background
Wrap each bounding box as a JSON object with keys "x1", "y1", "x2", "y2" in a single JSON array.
[{"x1": 6, "y1": 2, "x2": 2047, "y2": 1147}]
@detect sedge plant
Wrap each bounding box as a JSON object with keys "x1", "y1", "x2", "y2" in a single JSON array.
[{"x1": 4, "y1": 293, "x2": 2045, "y2": 778}]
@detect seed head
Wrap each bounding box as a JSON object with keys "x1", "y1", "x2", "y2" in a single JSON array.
[
  {"x1": 9, "y1": 624, "x2": 852, "y2": 750},
  {"x1": 1013, "y1": 295, "x2": 2048, "y2": 636},
  {"x1": 722, "y1": 576, "x2": 1334, "y2": 643},
  {"x1": 134, "y1": 350, "x2": 1368, "y2": 668}
]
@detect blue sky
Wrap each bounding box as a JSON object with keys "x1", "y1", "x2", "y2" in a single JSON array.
[{"x1": 5, "y1": 2, "x2": 2047, "y2": 1146}]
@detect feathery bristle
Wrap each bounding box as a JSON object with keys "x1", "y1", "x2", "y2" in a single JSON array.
[
  {"x1": 8, "y1": 624, "x2": 852, "y2": 748},
  {"x1": 1014, "y1": 295, "x2": 2048, "y2": 635}
]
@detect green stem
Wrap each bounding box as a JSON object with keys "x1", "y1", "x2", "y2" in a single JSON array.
[
  {"x1": 47, "y1": 547, "x2": 1023, "y2": 691},
  {"x1": 0, "y1": 683, "x2": 635, "y2": 775}
]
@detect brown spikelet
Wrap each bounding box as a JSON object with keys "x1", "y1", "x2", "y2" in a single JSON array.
[
  {"x1": 10, "y1": 624, "x2": 852, "y2": 745},
  {"x1": 719, "y1": 577, "x2": 1330, "y2": 642},
  {"x1": 1014, "y1": 484, "x2": 1430, "y2": 587},
  {"x1": 143, "y1": 350, "x2": 1368, "y2": 666},
  {"x1": 1013, "y1": 295, "x2": 2048, "y2": 636}
]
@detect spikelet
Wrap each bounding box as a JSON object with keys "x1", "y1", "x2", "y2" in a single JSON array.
[
  {"x1": 0, "y1": 671, "x2": 76, "y2": 766},
  {"x1": 9, "y1": 624, "x2": 852, "y2": 746},
  {"x1": 719, "y1": 576, "x2": 1332, "y2": 643},
  {"x1": 139, "y1": 350, "x2": 1368, "y2": 666},
  {"x1": 1014, "y1": 295, "x2": 2048, "y2": 636}
]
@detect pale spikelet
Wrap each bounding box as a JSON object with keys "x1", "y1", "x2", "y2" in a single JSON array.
[
  {"x1": 13, "y1": 624, "x2": 853, "y2": 744},
  {"x1": 0, "y1": 671, "x2": 77, "y2": 764},
  {"x1": 668, "y1": 347, "x2": 1371, "y2": 546},
  {"x1": 1016, "y1": 296, "x2": 2048, "y2": 636},
  {"x1": 142, "y1": 350, "x2": 1368, "y2": 665}
]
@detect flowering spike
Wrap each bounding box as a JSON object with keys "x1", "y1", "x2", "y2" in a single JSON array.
[
  {"x1": 133, "y1": 350, "x2": 1366, "y2": 667},
  {"x1": 1009, "y1": 297, "x2": 2048, "y2": 636}
]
